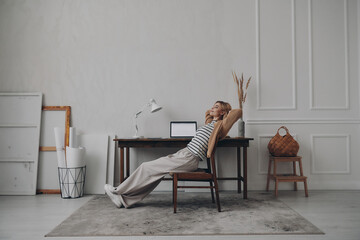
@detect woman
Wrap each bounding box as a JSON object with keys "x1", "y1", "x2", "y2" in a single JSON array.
[{"x1": 105, "y1": 101, "x2": 242, "y2": 208}]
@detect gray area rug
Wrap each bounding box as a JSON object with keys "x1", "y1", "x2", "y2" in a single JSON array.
[{"x1": 46, "y1": 192, "x2": 324, "y2": 236}]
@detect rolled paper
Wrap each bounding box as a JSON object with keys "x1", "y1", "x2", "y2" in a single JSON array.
[
  {"x1": 69, "y1": 127, "x2": 77, "y2": 148},
  {"x1": 56, "y1": 150, "x2": 67, "y2": 168},
  {"x1": 54, "y1": 127, "x2": 65, "y2": 150},
  {"x1": 66, "y1": 146, "x2": 86, "y2": 168},
  {"x1": 54, "y1": 127, "x2": 67, "y2": 167}
]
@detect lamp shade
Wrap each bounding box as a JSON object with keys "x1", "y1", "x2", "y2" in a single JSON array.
[{"x1": 149, "y1": 99, "x2": 162, "y2": 113}]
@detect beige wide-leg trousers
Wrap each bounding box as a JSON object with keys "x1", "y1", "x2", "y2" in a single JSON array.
[{"x1": 113, "y1": 148, "x2": 200, "y2": 208}]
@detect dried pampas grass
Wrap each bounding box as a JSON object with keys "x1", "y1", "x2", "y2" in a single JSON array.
[{"x1": 232, "y1": 72, "x2": 251, "y2": 109}]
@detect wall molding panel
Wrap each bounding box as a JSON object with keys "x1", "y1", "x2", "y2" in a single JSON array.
[
  {"x1": 308, "y1": 0, "x2": 350, "y2": 110},
  {"x1": 256, "y1": 0, "x2": 297, "y2": 110},
  {"x1": 310, "y1": 134, "x2": 350, "y2": 174},
  {"x1": 247, "y1": 119, "x2": 360, "y2": 125}
]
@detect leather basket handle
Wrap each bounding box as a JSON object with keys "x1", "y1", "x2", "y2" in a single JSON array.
[{"x1": 277, "y1": 126, "x2": 290, "y2": 135}]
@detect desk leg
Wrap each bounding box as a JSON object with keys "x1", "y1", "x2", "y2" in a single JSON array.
[
  {"x1": 237, "y1": 147, "x2": 241, "y2": 193},
  {"x1": 120, "y1": 147, "x2": 124, "y2": 183},
  {"x1": 243, "y1": 146, "x2": 248, "y2": 199},
  {"x1": 126, "y1": 147, "x2": 130, "y2": 178}
]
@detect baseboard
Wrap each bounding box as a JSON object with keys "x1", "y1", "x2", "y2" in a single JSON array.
[{"x1": 36, "y1": 189, "x2": 61, "y2": 194}]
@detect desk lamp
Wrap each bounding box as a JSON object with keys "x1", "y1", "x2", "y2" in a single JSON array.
[{"x1": 133, "y1": 98, "x2": 162, "y2": 138}]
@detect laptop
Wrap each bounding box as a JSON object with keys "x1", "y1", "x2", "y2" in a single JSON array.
[{"x1": 170, "y1": 121, "x2": 197, "y2": 138}]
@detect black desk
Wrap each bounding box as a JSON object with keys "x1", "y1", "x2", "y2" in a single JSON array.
[{"x1": 114, "y1": 137, "x2": 253, "y2": 199}]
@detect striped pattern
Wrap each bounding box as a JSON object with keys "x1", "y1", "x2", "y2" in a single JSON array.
[{"x1": 187, "y1": 120, "x2": 216, "y2": 161}]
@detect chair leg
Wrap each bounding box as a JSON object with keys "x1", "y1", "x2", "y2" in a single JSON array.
[
  {"x1": 304, "y1": 179, "x2": 309, "y2": 197},
  {"x1": 266, "y1": 158, "x2": 272, "y2": 191},
  {"x1": 293, "y1": 161, "x2": 297, "y2": 191},
  {"x1": 298, "y1": 158, "x2": 308, "y2": 197},
  {"x1": 275, "y1": 179, "x2": 279, "y2": 197},
  {"x1": 173, "y1": 174, "x2": 178, "y2": 213},
  {"x1": 172, "y1": 175, "x2": 174, "y2": 204},
  {"x1": 213, "y1": 179, "x2": 221, "y2": 212},
  {"x1": 209, "y1": 180, "x2": 215, "y2": 203}
]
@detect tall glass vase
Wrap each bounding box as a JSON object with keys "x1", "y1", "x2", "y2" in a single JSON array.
[{"x1": 238, "y1": 118, "x2": 245, "y2": 137}]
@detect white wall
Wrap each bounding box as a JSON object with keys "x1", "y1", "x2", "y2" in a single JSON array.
[
  {"x1": 0, "y1": 0, "x2": 358, "y2": 190},
  {"x1": 246, "y1": 0, "x2": 360, "y2": 191}
]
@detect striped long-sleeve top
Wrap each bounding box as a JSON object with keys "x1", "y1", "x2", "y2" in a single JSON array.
[{"x1": 186, "y1": 120, "x2": 216, "y2": 161}]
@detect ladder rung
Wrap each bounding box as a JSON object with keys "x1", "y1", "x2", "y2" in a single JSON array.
[{"x1": 177, "y1": 186, "x2": 215, "y2": 189}]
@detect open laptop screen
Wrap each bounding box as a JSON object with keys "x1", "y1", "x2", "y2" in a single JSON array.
[{"x1": 170, "y1": 121, "x2": 197, "y2": 138}]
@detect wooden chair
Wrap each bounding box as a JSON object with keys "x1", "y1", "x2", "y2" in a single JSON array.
[
  {"x1": 170, "y1": 152, "x2": 220, "y2": 213},
  {"x1": 266, "y1": 156, "x2": 309, "y2": 197}
]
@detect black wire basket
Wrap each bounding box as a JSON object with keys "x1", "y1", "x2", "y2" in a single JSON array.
[{"x1": 58, "y1": 166, "x2": 86, "y2": 199}]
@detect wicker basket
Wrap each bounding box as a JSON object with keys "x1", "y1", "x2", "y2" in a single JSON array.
[{"x1": 267, "y1": 126, "x2": 299, "y2": 157}]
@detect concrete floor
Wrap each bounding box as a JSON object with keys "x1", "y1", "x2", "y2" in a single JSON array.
[{"x1": 0, "y1": 190, "x2": 359, "y2": 240}]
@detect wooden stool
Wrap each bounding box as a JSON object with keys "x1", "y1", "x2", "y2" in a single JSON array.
[{"x1": 266, "y1": 156, "x2": 308, "y2": 197}]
